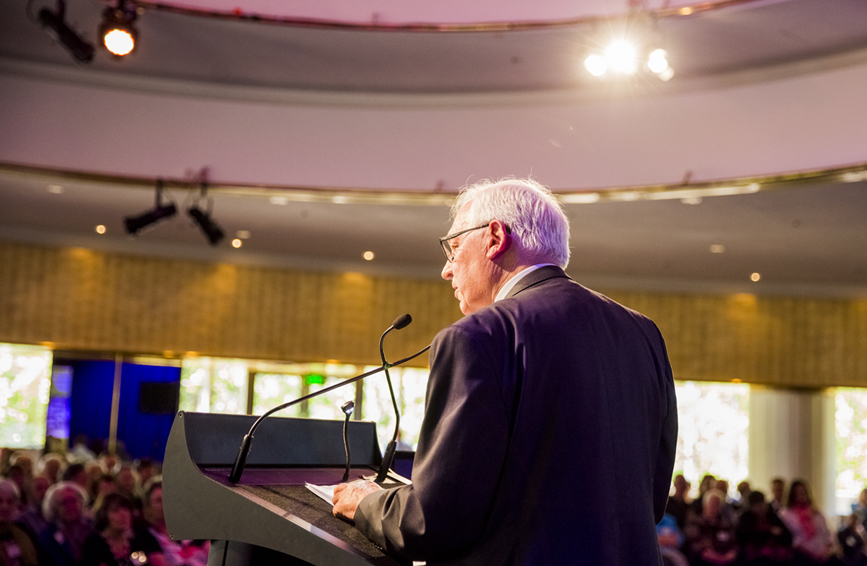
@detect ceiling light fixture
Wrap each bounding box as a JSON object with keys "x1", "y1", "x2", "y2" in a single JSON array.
[
  {"x1": 187, "y1": 179, "x2": 224, "y2": 246},
  {"x1": 583, "y1": 6, "x2": 674, "y2": 81},
  {"x1": 100, "y1": 0, "x2": 138, "y2": 57},
  {"x1": 37, "y1": 0, "x2": 95, "y2": 63},
  {"x1": 124, "y1": 179, "x2": 177, "y2": 235}
]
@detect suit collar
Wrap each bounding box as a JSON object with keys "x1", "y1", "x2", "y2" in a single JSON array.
[{"x1": 504, "y1": 265, "x2": 570, "y2": 300}]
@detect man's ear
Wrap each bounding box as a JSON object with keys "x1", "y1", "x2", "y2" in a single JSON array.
[{"x1": 485, "y1": 220, "x2": 511, "y2": 260}]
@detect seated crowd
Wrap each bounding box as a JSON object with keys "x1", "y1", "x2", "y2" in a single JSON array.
[
  {"x1": 0, "y1": 440, "x2": 208, "y2": 566},
  {"x1": 660, "y1": 474, "x2": 867, "y2": 566}
]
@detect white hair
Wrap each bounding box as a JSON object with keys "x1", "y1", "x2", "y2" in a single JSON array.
[
  {"x1": 42, "y1": 481, "x2": 88, "y2": 523},
  {"x1": 453, "y1": 177, "x2": 571, "y2": 268},
  {"x1": 0, "y1": 477, "x2": 20, "y2": 499}
]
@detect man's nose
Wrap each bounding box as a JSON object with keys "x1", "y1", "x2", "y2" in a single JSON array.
[{"x1": 441, "y1": 261, "x2": 453, "y2": 280}]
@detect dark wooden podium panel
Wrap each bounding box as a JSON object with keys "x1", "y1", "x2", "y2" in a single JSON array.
[{"x1": 163, "y1": 411, "x2": 408, "y2": 566}]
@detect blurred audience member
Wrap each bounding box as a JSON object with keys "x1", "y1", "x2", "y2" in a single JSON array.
[
  {"x1": 80, "y1": 493, "x2": 164, "y2": 566},
  {"x1": 715, "y1": 480, "x2": 738, "y2": 524},
  {"x1": 0, "y1": 478, "x2": 39, "y2": 566},
  {"x1": 99, "y1": 454, "x2": 119, "y2": 476},
  {"x1": 685, "y1": 488, "x2": 738, "y2": 566},
  {"x1": 114, "y1": 465, "x2": 142, "y2": 517},
  {"x1": 18, "y1": 476, "x2": 50, "y2": 537},
  {"x1": 770, "y1": 478, "x2": 786, "y2": 516},
  {"x1": 691, "y1": 474, "x2": 717, "y2": 517},
  {"x1": 142, "y1": 480, "x2": 209, "y2": 566},
  {"x1": 60, "y1": 464, "x2": 88, "y2": 491},
  {"x1": 838, "y1": 513, "x2": 867, "y2": 566},
  {"x1": 666, "y1": 474, "x2": 691, "y2": 531},
  {"x1": 736, "y1": 481, "x2": 752, "y2": 511},
  {"x1": 779, "y1": 479, "x2": 840, "y2": 565},
  {"x1": 1, "y1": 467, "x2": 28, "y2": 508},
  {"x1": 37, "y1": 481, "x2": 94, "y2": 566},
  {"x1": 136, "y1": 459, "x2": 158, "y2": 489},
  {"x1": 37, "y1": 453, "x2": 66, "y2": 485},
  {"x1": 853, "y1": 489, "x2": 867, "y2": 534},
  {"x1": 88, "y1": 474, "x2": 116, "y2": 510},
  {"x1": 657, "y1": 512, "x2": 689, "y2": 566},
  {"x1": 68, "y1": 436, "x2": 95, "y2": 464},
  {"x1": 737, "y1": 490, "x2": 794, "y2": 565}
]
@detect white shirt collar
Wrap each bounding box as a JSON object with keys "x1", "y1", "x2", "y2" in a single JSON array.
[{"x1": 495, "y1": 263, "x2": 556, "y2": 302}]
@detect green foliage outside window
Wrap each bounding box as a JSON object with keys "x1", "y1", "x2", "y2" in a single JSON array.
[{"x1": 0, "y1": 344, "x2": 52, "y2": 448}]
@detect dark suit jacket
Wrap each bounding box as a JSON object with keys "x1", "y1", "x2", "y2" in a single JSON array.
[{"x1": 355, "y1": 266, "x2": 678, "y2": 565}]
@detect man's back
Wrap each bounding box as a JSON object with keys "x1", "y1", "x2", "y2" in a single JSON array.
[{"x1": 356, "y1": 267, "x2": 677, "y2": 565}]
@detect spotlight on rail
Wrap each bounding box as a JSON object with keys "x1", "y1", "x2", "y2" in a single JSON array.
[
  {"x1": 124, "y1": 180, "x2": 177, "y2": 235},
  {"x1": 37, "y1": 0, "x2": 95, "y2": 63},
  {"x1": 100, "y1": 0, "x2": 138, "y2": 57}
]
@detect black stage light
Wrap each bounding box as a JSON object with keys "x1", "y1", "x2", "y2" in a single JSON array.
[
  {"x1": 125, "y1": 203, "x2": 177, "y2": 235},
  {"x1": 99, "y1": 1, "x2": 138, "y2": 57},
  {"x1": 187, "y1": 205, "x2": 225, "y2": 246},
  {"x1": 124, "y1": 180, "x2": 177, "y2": 235},
  {"x1": 38, "y1": 1, "x2": 95, "y2": 63}
]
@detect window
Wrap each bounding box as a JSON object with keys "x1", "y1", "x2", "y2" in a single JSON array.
[
  {"x1": 179, "y1": 358, "x2": 248, "y2": 414},
  {"x1": 836, "y1": 387, "x2": 867, "y2": 514},
  {"x1": 673, "y1": 380, "x2": 750, "y2": 496},
  {"x1": 0, "y1": 343, "x2": 52, "y2": 448}
]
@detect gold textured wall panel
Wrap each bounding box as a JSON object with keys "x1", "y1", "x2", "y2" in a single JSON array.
[{"x1": 1, "y1": 241, "x2": 866, "y2": 387}]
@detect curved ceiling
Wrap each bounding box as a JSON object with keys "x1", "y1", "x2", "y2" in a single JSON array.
[
  {"x1": 3, "y1": 0, "x2": 867, "y2": 92},
  {"x1": 1, "y1": 0, "x2": 866, "y2": 296}
]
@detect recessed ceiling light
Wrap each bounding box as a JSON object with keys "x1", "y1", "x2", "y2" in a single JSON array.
[
  {"x1": 236, "y1": 230, "x2": 251, "y2": 239},
  {"x1": 269, "y1": 196, "x2": 289, "y2": 205},
  {"x1": 48, "y1": 185, "x2": 64, "y2": 194},
  {"x1": 363, "y1": 251, "x2": 375, "y2": 261},
  {"x1": 750, "y1": 272, "x2": 761, "y2": 282},
  {"x1": 709, "y1": 244, "x2": 725, "y2": 253},
  {"x1": 232, "y1": 239, "x2": 242, "y2": 248},
  {"x1": 95, "y1": 225, "x2": 106, "y2": 234}
]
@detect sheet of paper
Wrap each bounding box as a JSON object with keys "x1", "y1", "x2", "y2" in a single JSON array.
[{"x1": 305, "y1": 482, "x2": 337, "y2": 504}]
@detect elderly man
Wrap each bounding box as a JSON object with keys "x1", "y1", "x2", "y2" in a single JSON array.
[{"x1": 332, "y1": 178, "x2": 678, "y2": 565}]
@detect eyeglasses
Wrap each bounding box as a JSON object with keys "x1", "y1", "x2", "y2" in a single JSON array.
[{"x1": 439, "y1": 222, "x2": 510, "y2": 262}]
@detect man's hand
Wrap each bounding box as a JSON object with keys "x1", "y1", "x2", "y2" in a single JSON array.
[{"x1": 332, "y1": 480, "x2": 382, "y2": 521}]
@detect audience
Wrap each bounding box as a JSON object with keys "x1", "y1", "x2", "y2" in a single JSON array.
[
  {"x1": 737, "y1": 490, "x2": 794, "y2": 565},
  {"x1": 685, "y1": 488, "x2": 739, "y2": 566},
  {"x1": 770, "y1": 478, "x2": 787, "y2": 516},
  {"x1": 37, "y1": 481, "x2": 94, "y2": 566},
  {"x1": 79, "y1": 493, "x2": 164, "y2": 566},
  {"x1": 7, "y1": 440, "x2": 867, "y2": 566},
  {"x1": 667, "y1": 474, "x2": 691, "y2": 531},
  {"x1": 838, "y1": 513, "x2": 867, "y2": 566},
  {"x1": 658, "y1": 511, "x2": 690, "y2": 566},
  {"x1": 778, "y1": 479, "x2": 842, "y2": 565},
  {"x1": 0, "y1": 478, "x2": 39, "y2": 566}
]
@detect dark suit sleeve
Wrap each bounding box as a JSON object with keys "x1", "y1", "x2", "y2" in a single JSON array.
[
  {"x1": 354, "y1": 325, "x2": 510, "y2": 560},
  {"x1": 652, "y1": 326, "x2": 678, "y2": 523}
]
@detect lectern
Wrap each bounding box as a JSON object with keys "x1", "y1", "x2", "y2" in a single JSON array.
[{"x1": 163, "y1": 411, "x2": 408, "y2": 566}]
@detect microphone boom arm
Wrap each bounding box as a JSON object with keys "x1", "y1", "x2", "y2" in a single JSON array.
[{"x1": 228, "y1": 343, "x2": 431, "y2": 484}]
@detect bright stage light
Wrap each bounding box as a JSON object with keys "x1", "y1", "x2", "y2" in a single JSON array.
[
  {"x1": 604, "y1": 40, "x2": 638, "y2": 75},
  {"x1": 584, "y1": 54, "x2": 607, "y2": 77},
  {"x1": 648, "y1": 49, "x2": 669, "y2": 74},
  {"x1": 103, "y1": 28, "x2": 135, "y2": 56},
  {"x1": 99, "y1": 2, "x2": 138, "y2": 57}
]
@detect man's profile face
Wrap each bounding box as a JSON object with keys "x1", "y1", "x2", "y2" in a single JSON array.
[{"x1": 441, "y1": 206, "x2": 494, "y2": 315}]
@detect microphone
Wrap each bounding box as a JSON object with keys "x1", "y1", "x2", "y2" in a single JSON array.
[
  {"x1": 374, "y1": 314, "x2": 412, "y2": 483},
  {"x1": 227, "y1": 315, "x2": 429, "y2": 484}
]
